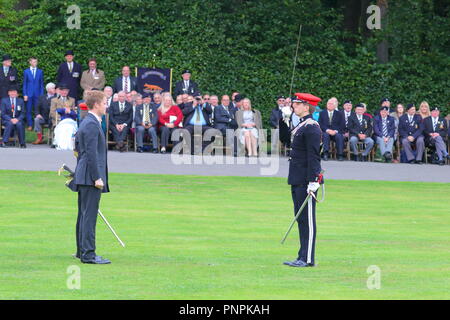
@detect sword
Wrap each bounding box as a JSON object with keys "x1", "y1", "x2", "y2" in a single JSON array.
[{"x1": 57, "y1": 164, "x2": 125, "y2": 248}]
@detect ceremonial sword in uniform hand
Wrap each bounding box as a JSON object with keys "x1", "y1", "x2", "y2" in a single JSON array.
[
  {"x1": 58, "y1": 164, "x2": 126, "y2": 248},
  {"x1": 281, "y1": 170, "x2": 325, "y2": 244}
]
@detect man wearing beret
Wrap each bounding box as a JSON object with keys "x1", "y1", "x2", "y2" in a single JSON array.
[
  {"x1": 135, "y1": 93, "x2": 159, "y2": 153},
  {"x1": 57, "y1": 50, "x2": 82, "y2": 101},
  {"x1": 348, "y1": 103, "x2": 374, "y2": 161},
  {"x1": 0, "y1": 54, "x2": 18, "y2": 99},
  {"x1": 421, "y1": 106, "x2": 449, "y2": 165},
  {"x1": 374, "y1": 106, "x2": 396, "y2": 162},
  {"x1": 0, "y1": 85, "x2": 26, "y2": 148},
  {"x1": 398, "y1": 104, "x2": 425, "y2": 164},
  {"x1": 174, "y1": 70, "x2": 199, "y2": 96},
  {"x1": 284, "y1": 93, "x2": 323, "y2": 268}
]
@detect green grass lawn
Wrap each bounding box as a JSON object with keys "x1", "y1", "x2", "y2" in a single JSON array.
[{"x1": 0, "y1": 170, "x2": 448, "y2": 300}]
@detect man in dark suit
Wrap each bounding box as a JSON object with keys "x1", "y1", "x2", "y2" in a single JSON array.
[
  {"x1": 213, "y1": 94, "x2": 237, "y2": 148},
  {"x1": 109, "y1": 91, "x2": 133, "y2": 152},
  {"x1": 32, "y1": 82, "x2": 56, "y2": 144},
  {"x1": 348, "y1": 103, "x2": 374, "y2": 161},
  {"x1": 174, "y1": 70, "x2": 199, "y2": 96},
  {"x1": 373, "y1": 106, "x2": 396, "y2": 162},
  {"x1": 56, "y1": 50, "x2": 82, "y2": 100},
  {"x1": 135, "y1": 93, "x2": 159, "y2": 153},
  {"x1": 23, "y1": 57, "x2": 44, "y2": 130},
  {"x1": 71, "y1": 90, "x2": 110, "y2": 264},
  {"x1": 0, "y1": 54, "x2": 18, "y2": 99},
  {"x1": 399, "y1": 104, "x2": 425, "y2": 164},
  {"x1": 113, "y1": 66, "x2": 137, "y2": 93},
  {"x1": 0, "y1": 85, "x2": 26, "y2": 148},
  {"x1": 285, "y1": 93, "x2": 322, "y2": 268},
  {"x1": 340, "y1": 100, "x2": 354, "y2": 138},
  {"x1": 269, "y1": 96, "x2": 285, "y2": 128},
  {"x1": 421, "y1": 106, "x2": 449, "y2": 165},
  {"x1": 318, "y1": 97, "x2": 345, "y2": 161}
]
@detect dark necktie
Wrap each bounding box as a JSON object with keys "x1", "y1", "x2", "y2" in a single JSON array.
[{"x1": 11, "y1": 99, "x2": 15, "y2": 115}]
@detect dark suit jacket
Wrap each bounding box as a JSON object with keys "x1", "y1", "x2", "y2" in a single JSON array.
[
  {"x1": 134, "y1": 104, "x2": 158, "y2": 127},
  {"x1": 113, "y1": 76, "x2": 138, "y2": 93},
  {"x1": 421, "y1": 116, "x2": 448, "y2": 143},
  {"x1": 181, "y1": 102, "x2": 212, "y2": 126},
  {"x1": 72, "y1": 113, "x2": 109, "y2": 193},
  {"x1": 174, "y1": 80, "x2": 199, "y2": 96},
  {"x1": 269, "y1": 106, "x2": 282, "y2": 128},
  {"x1": 109, "y1": 101, "x2": 133, "y2": 127},
  {"x1": 56, "y1": 61, "x2": 82, "y2": 99},
  {"x1": 213, "y1": 104, "x2": 237, "y2": 130},
  {"x1": 0, "y1": 66, "x2": 18, "y2": 98},
  {"x1": 35, "y1": 94, "x2": 56, "y2": 123},
  {"x1": 348, "y1": 114, "x2": 373, "y2": 137},
  {"x1": 23, "y1": 68, "x2": 44, "y2": 97},
  {"x1": 373, "y1": 115, "x2": 396, "y2": 138},
  {"x1": 318, "y1": 109, "x2": 345, "y2": 133},
  {"x1": 398, "y1": 114, "x2": 423, "y2": 139},
  {"x1": 1, "y1": 97, "x2": 25, "y2": 123}
]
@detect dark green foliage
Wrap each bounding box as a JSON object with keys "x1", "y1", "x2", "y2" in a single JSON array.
[{"x1": 0, "y1": 0, "x2": 448, "y2": 127}]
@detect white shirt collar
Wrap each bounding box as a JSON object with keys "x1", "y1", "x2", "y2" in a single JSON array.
[{"x1": 88, "y1": 111, "x2": 102, "y2": 123}]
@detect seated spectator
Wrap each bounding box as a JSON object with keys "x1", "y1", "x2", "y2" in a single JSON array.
[
  {"x1": 209, "y1": 95, "x2": 219, "y2": 126},
  {"x1": 375, "y1": 98, "x2": 393, "y2": 115},
  {"x1": 374, "y1": 106, "x2": 396, "y2": 162},
  {"x1": 80, "y1": 58, "x2": 106, "y2": 92},
  {"x1": 233, "y1": 93, "x2": 244, "y2": 110},
  {"x1": 152, "y1": 93, "x2": 162, "y2": 108},
  {"x1": 174, "y1": 69, "x2": 199, "y2": 96},
  {"x1": 135, "y1": 93, "x2": 158, "y2": 153},
  {"x1": 340, "y1": 100, "x2": 354, "y2": 140},
  {"x1": 390, "y1": 103, "x2": 404, "y2": 139},
  {"x1": 53, "y1": 102, "x2": 78, "y2": 151},
  {"x1": 49, "y1": 83, "x2": 75, "y2": 127},
  {"x1": 157, "y1": 94, "x2": 183, "y2": 153},
  {"x1": 269, "y1": 95, "x2": 285, "y2": 129},
  {"x1": 109, "y1": 91, "x2": 133, "y2": 152},
  {"x1": 214, "y1": 94, "x2": 237, "y2": 148},
  {"x1": 348, "y1": 103, "x2": 374, "y2": 161},
  {"x1": 202, "y1": 94, "x2": 210, "y2": 104},
  {"x1": 104, "y1": 86, "x2": 113, "y2": 109},
  {"x1": 399, "y1": 104, "x2": 425, "y2": 164},
  {"x1": 236, "y1": 98, "x2": 262, "y2": 157},
  {"x1": 0, "y1": 85, "x2": 26, "y2": 148},
  {"x1": 32, "y1": 82, "x2": 56, "y2": 144},
  {"x1": 319, "y1": 97, "x2": 345, "y2": 161},
  {"x1": 422, "y1": 106, "x2": 449, "y2": 165},
  {"x1": 113, "y1": 65, "x2": 137, "y2": 93},
  {"x1": 417, "y1": 101, "x2": 431, "y2": 121},
  {"x1": 231, "y1": 92, "x2": 240, "y2": 109}
]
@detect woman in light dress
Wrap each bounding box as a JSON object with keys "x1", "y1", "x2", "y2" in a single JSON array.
[{"x1": 235, "y1": 98, "x2": 263, "y2": 157}]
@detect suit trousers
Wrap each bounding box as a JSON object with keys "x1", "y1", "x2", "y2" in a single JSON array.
[
  {"x1": 2, "y1": 121, "x2": 25, "y2": 144},
  {"x1": 110, "y1": 125, "x2": 129, "y2": 143},
  {"x1": 25, "y1": 96, "x2": 39, "y2": 127},
  {"x1": 76, "y1": 185, "x2": 102, "y2": 260},
  {"x1": 322, "y1": 132, "x2": 344, "y2": 155},
  {"x1": 376, "y1": 137, "x2": 394, "y2": 155},
  {"x1": 427, "y1": 136, "x2": 449, "y2": 160},
  {"x1": 402, "y1": 136, "x2": 424, "y2": 161},
  {"x1": 33, "y1": 116, "x2": 46, "y2": 133},
  {"x1": 349, "y1": 136, "x2": 374, "y2": 156},
  {"x1": 291, "y1": 185, "x2": 317, "y2": 265},
  {"x1": 136, "y1": 125, "x2": 158, "y2": 149}
]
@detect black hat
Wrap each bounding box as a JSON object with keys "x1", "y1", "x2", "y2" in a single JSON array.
[
  {"x1": 7, "y1": 85, "x2": 18, "y2": 92},
  {"x1": 430, "y1": 106, "x2": 440, "y2": 111},
  {"x1": 355, "y1": 103, "x2": 364, "y2": 109},
  {"x1": 379, "y1": 106, "x2": 389, "y2": 111},
  {"x1": 234, "y1": 94, "x2": 245, "y2": 102},
  {"x1": 380, "y1": 97, "x2": 390, "y2": 104},
  {"x1": 65, "y1": 50, "x2": 74, "y2": 56},
  {"x1": 142, "y1": 93, "x2": 151, "y2": 99},
  {"x1": 91, "y1": 88, "x2": 100, "y2": 91},
  {"x1": 343, "y1": 100, "x2": 352, "y2": 105},
  {"x1": 2, "y1": 54, "x2": 12, "y2": 61},
  {"x1": 181, "y1": 69, "x2": 191, "y2": 75},
  {"x1": 58, "y1": 83, "x2": 69, "y2": 90},
  {"x1": 406, "y1": 103, "x2": 415, "y2": 110},
  {"x1": 277, "y1": 95, "x2": 286, "y2": 100}
]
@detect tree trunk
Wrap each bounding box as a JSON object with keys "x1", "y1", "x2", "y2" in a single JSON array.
[{"x1": 376, "y1": 0, "x2": 389, "y2": 63}]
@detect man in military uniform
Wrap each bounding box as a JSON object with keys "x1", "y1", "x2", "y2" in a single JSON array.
[{"x1": 284, "y1": 93, "x2": 323, "y2": 268}]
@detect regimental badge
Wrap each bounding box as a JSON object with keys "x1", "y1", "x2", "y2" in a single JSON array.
[
  {"x1": 363, "y1": 120, "x2": 367, "y2": 129},
  {"x1": 439, "y1": 121, "x2": 444, "y2": 129},
  {"x1": 17, "y1": 105, "x2": 21, "y2": 111},
  {"x1": 9, "y1": 76, "x2": 15, "y2": 81},
  {"x1": 415, "y1": 124, "x2": 418, "y2": 129}
]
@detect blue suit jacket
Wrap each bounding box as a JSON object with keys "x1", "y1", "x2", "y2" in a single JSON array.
[
  {"x1": 1, "y1": 97, "x2": 25, "y2": 123},
  {"x1": 22, "y1": 68, "x2": 44, "y2": 97},
  {"x1": 373, "y1": 115, "x2": 396, "y2": 138},
  {"x1": 318, "y1": 109, "x2": 345, "y2": 133}
]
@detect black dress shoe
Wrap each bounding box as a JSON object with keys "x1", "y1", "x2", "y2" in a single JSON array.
[
  {"x1": 20, "y1": 144, "x2": 27, "y2": 148},
  {"x1": 152, "y1": 148, "x2": 159, "y2": 154},
  {"x1": 322, "y1": 153, "x2": 329, "y2": 161},
  {"x1": 337, "y1": 154, "x2": 344, "y2": 161},
  {"x1": 362, "y1": 155, "x2": 368, "y2": 162},
  {"x1": 415, "y1": 160, "x2": 422, "y2": 164},
  {"x1": 0, "y1": 143, "x2": 6, "y2": 148},
  {"x1": 81, "y1": 255, "x2": 111, "y2": 264},
  {"x1": 283, "y1": 259, "x2": 308, "y2": 267},
  {"x1": 439, "y1": 160, "x2": 445, "y2": 166},
  {"x1": 72, "y1": 253, "x2": 80, "y2": 259},
  {"x1": 137, "y1": 147, "x2": 143, "y2": 153}
]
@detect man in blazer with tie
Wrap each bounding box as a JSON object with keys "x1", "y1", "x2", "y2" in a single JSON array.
[
  {"x1": 0, "y1": 85, "x2": 26, "y2": 148},
  {"x1": 56, "y1": 50, "x2": 82, "y2": 100},
  {"x1": 49, "y1": 83, "x2": 76, "y2": 127},
  {"x1": 373, "y1": 106, "x2": 396, "y2": 162},
  {"x1": 80, "y1": 58, "x2": 106, "y2": 92},
  {"x1": 399, "y1": 104, "x2": 425, "y2": 164},
  {"x1": 213, "y1": 94, "x2": 237, "y2": 149},
  {"x1": 134, "y1": 93, "x2": 159, "y2": 153},
  {"x1": 174, "y1": 70, "x2": 199, "y2": 96},
  {"x1": 23, "y1": 57, "x2": 44, "y2": 130},
  {"x1": 348, "y1": 103, "x2": 374, "y2": 161},
  {"x1": 0, "y1": 54, "x2": 18, "y2": 99},
  {"x1": 318, "y1": 97, "x2": 345, "y2": 161},
  {"x1": 71, "y1": 90, "x2": 110, "y2": 264},
  {"x1": 109, "y1": 91, "x2": 133, "y2": 151},
  {"x1": 421, "y1": 106, "x2": 449, "y2": 165},
  {"x1": 113, "y1": 66, "x2": 137, "y2": 93},
  {"x1": 32, "y1": 82, "x2": 56, "y2": 144}
]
